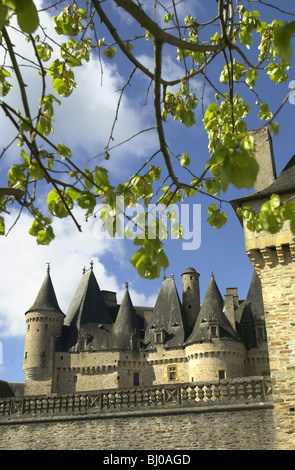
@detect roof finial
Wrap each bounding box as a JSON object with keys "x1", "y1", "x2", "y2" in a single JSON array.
[
  {"x1": 171, "y1": 272, "x2": 174, "y2": 279},
  {"x1": 46, "y1": 262, "x2": 51, "y2": 274},
  {"x1": 163, "y1": 269, "x2": 166, "y2": 281},
  {"x1": 125, "y1": 281, "x2": 128, "y2": 289},
  {"x1": 211, "y1": 269, "x2": 214, "y2": 279},
  {"x1": 82, "y1": 266, "x2": 86, "y2": 275},
  {"x1": 90, "y1": 260, "x2": 94, "y2": 271}
]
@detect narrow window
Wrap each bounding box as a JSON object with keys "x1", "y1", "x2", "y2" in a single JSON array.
[
  {"x1": 211, "y1": 326, "x2": 217, "y2": 337},
  {"x1": 133, "y1": 372, "x2": 139, "y2": 386},
  {"x1": 218, "y1": 370, "x2": 226, "y2": 380}
]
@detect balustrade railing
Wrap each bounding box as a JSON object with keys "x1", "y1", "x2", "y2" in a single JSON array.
[{"x1": 0, "y1": 376, "x2": 272, "y2": 418}]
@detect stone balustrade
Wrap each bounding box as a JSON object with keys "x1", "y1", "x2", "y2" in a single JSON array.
[{"x1": 0, "y1": 376, "x2": 272, "y2": 419}]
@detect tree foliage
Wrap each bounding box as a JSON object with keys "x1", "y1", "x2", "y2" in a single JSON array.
[{"x1": 0, "y1": 0, "x2": 295, "y2": 278}]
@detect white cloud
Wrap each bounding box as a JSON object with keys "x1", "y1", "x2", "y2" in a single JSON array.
[
  {"x1": 0, "y1": 208, "x2": 157, "y2": 338},
  {"x1": 0, "y1": 1, "x2": 158, "y2": 182}
]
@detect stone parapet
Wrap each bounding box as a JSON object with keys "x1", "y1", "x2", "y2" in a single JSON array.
[{"x1": 0, "y1": 376, "x2": 272, "y2": 422}]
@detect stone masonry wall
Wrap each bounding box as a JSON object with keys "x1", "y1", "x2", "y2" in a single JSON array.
[{"x1": 0, "y1": 404, "x2": 275, "y2": 450}]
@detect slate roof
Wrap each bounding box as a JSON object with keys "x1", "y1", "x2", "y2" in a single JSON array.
[
  {"x1": 25, "y1": 271, "x2": 64, "y2": 316},
  {"x1": 60, "y1": 268, "x2": 113, "y2": 350},
  {"x1": 235, "y1": 270, "x2": 264, "y2": 349},
  {"x1": 232, "y1": 154, "x2": 295, "y2": 207},
  {"x1": 186, "y1": 272, "x2": 238, "y2": 344},
  {"x1": 64, "y1": 268, "x2": 113, "y2": 328},
  {"x1": 112, "y1": 283, "x2": 141, "y2": 349},
  {"x1": 0, "y1": 380, "x2": 15, "y2": 398},
  {"x1": 144, "y1": 276, "x2": 188, "y2": 348}
]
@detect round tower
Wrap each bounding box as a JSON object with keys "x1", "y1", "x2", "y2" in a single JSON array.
[
  {"x1": 181, "y1": 267, "x2": 200, "y2": 335},
  {"x1": 23, "y1": 266, "x2": 64, "y2": 394}
]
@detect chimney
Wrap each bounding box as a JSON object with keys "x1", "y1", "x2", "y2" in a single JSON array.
[
  {"x1": 250, "y1": 127, "x2": 277, "y2": 192},
  {"x1": 224, "y1": 287, "x2": 239, "y2": 330}
]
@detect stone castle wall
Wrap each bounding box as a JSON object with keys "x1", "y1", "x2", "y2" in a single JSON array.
[{"x1": 0, "y1": 377, "x2": 276, "y2": 450}]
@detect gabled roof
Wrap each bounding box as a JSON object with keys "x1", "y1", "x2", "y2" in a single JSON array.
[
  {"x1": 25, "y1": 271, "x2": 64, "y2": 316},
  {"x1": 112, "y1": 283, "x2": 140, "y2": 349},
  {"x1": 144, "y1": 276, "x2": 188, "y2": 348},
  {"x1": 64, "y1": 268, "x2": 112, "y2": 329},
  {"x1": 186, "y1": 272, "x2": 238, "y2": 344}
]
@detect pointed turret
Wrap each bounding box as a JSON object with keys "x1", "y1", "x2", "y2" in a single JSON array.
[
  {"x1": 23, "y1": 266, "x2": 65, "y2": 392},
  {"x1": 144, "y1": 274, "x2": 188, "y2": 348},
  {"x1": 64, "y1": 265, "x2": 112, "y2": 329},
  {"x1": 112, "y1": 282, "x2": 140, "y2": 349},
  {"x1": 61, "y1": 264, "x2": 113, "y2": 351},
  {"x1": 186, "y1": 272, "x2": 238, "y2": 344},
  {"x1": 235, "y1": 270, "x2": 265, "y2": 349},
  {"x1": 26, "y1": 264, "x2": 64, "y2": 316}
]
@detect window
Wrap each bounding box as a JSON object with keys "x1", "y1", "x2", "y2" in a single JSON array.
[
  {"x1": 258, "y1": 328, "x2": 264, "y2": 339},
  {"x1": 218, "y1": 370, "x2": 226, "y2": 380},
  {"x1": 24, "y1": 352, "x2": 28, "y2": 359},
  {"x1": 211, "y1": 326, "x2": 218, "y2": 337},
  {"x1": 79, "y1": 340, "x2": 85, "y2": 351},
  {"x1": 133, "y1": 372, "x2": 139, "y2": 386},
  {"x1": 167, "y1": 364, "x2": 178, "y2": 381},
  {"x1": 41, "y1": 351, "x2": 46, "y2": 359},
  {"x1": 154, "y1": 332, "x2": 164, "y2": 344}
]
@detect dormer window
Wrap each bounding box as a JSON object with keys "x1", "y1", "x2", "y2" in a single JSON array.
[
  {"x1": 154, "y1": 323, "x2": 164, "y2": 344},
  {"x1": 155, "y1": 332, "x2": 164, "y2": 344},
  {"x1": 211, "y1": 326, "x2": 218, "y2": 337}
]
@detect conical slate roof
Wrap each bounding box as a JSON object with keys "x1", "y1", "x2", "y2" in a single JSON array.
[
  {"x1": 64, "y1": 268, "x2": 112, "y2": 328},
  {"x1": 112, "y1": 282, "x2": 140, "y2": 349},
  {"x1": 186, "y1": 272, "x2": 238, "y2": 344},
  {"x1": 144, "y1": 276, "x2": 188, "y2": 348},
  {"x1": 235, "y1": 270, "x2": 264, "y2": 349},
  {"x1": 25, "y1": 271, "x2": 64, "y2": 316}
]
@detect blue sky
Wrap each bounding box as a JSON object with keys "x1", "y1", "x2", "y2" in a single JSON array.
[{"x1": 0, "y1": 0, "x2": 295, "y2": 383}]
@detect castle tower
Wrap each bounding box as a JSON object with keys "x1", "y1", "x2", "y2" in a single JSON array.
[
  {"x1": 185, "y1": 272, "x2": 245, "y2": 381},
  {"x1": 144, "y1": 274, "x2": 188, "y2": 348},
  {"x1": 181, "y1": 267, "x2": 200, "y2": 335},
  {"x1": 62, "y1": 263, "x2": 113, "y2": 351},
  {"x1": 23, "y1": 266, "x2": 65, "y2": 395},
  {"x1": 232, "y1": 128, "x2": 295, "y2": 449},
  {"x1": 112, "y1": 282, "x2": 140, "y2": 350}
]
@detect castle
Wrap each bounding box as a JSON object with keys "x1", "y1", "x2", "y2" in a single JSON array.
[
  {"x1": 21, "y1": 262, "x2": 269, "y2": 396},
  {"x1": 1, "y1": 127, "x2": 295, "y2": 450}
]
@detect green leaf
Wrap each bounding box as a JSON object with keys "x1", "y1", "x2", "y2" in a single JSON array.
[
  {"x1": 0, "y1": 215, "x2": 5, "y2": 235},
  {"x1": 259, "y1": 194, "x2": 283, "y2": 233},
  {"x1": 180, "y1": 153, "x2": 190, "y2": 166},
  {"x1": 222, "y1": 149, "x2": 259, "y2": 190},
  {"x1": 94, "y1": 166, "x2": 110, "y2": 189},
  {"x1": 273, "y1": 21, "x2": 295, "y2": 61},
  {"x1": 47, "y1": 188, "x2": 73, "y2": 219},
  {"x1": 269, "y1": 122, "x2": 280, "y2": 136},
  {"x1": 57, "y1": 143, "x2": 72, "y2": 159},
  {"x1": 28, "y1": 162, "x2": 45, "y2": 180},
  {"x1": 207, "y1": 204, "x2": 228, "y2": 229},
  {"x1": 258, "y1": 102, "x2": 273, "y2": 121},
  {"x1": 16, "y1": 0, "x2": 39, "y2": 34},
  {"x1": 77, "y1": 191, "x2": 96, "y2": 215}
]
